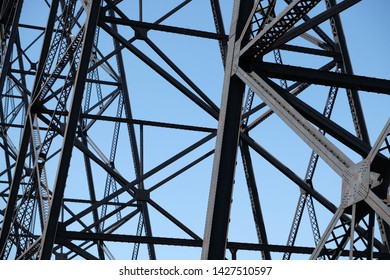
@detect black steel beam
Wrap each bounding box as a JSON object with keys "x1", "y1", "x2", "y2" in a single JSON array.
[
  {"x1": 240, "y1": 139, "x2": 271, "y2": 260},
  {"x1": 9, "y1": 68, "x2": 119, "y2": 87},
  {"x1": 37, "y1": 104, "x2": 216, "y2": 227},
  {"x1": 148, "y1": 199, "x2": 201, "y2": 240},
  {"x1": 265, "y1": 0, "x2": 361, "y2": 54},
  {"x1": 99, "y1": 22, "x2": 219, "y2": 120},
  {"x1": 0, "y1": 0, "x2": 21, "y2": 186},
  {"x1": 243, "y1": 0, "x2": 322, "y2": 58},
  {"x1": 148, "y1": 150, "x2": 214, "y2": 193},
  {"x1": 0, "y1": 119, "x2": 32, "y2": 259},
  {"x1": 36, "y1": 110, "x2": 137, "y2": 204},
  {"x1": 202, "y1": 75, "x2": 245, "y2": 258},
  {"x1": 60, "y1": 132, "x2": 216, "y2": 228},
  {"x1": 326, "y1": 0, "x2": 370, "y2": 145},
  {"x1": 57, "y1": 230, "x2": 390, "y2": 259},
  {"x1": 0, "y1": 0, "x2": 14, "y2": 28},
  {"x1": 38, "y1": 0, "x2": 101, "y2": 260},
  {"x1": 0, "y1": 0, "x2": 59, "y2": 259},
  {"x1": 80, "y1": 134, "x2": 105, "y2": 259},
  {"x1": 0, "y1": 0, "x2": 22, "y2": 99},
  {"x1": 145, "y1": 37, "x2": 220, "y2": 114},
  {"x1": 241, "y1": 133, "x2": 337, "y2": 214},
  {"x1": 40, "y1": 108, "x2": 216, "y2": 133},
  {"x1": 107, "y1": 6, "x2": 157, "y2": 259},
  {"x1": 202, "y1": 0, "x2": 253, "y2": 260},
  {"x1": 1, "y1": 0, "x2": 386, "y2": 261},
  {"x1": 58, "y1": 230, "x2": 201, "y2": 247},
  {"x1": 57, "y1": 239, "x2": 99, "y2": 260},
  {"x1": 241, "y1": 133, "x2": 385, "y2": 252},
  {"x1": 100, "y1": 15, "x2": 228, "y2": 41},
  {"x1": 279, "y1": 44, "x2": 341, "y2": 58},
  {"x1": 254, "y1": 62, "x2": 390, "y2": 95},
  {"x1": 90, "y1": 0, "x2": 191, "y2": 74}
]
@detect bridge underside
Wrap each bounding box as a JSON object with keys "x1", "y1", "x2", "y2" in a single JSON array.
[{"x1": 0, "y1": 0, "x2": 389, "y2": 260}]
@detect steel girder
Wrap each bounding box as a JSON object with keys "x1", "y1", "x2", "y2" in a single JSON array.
[
  {"x1": 0, "y1": 0, "x2": 389, "y2": 260},
  {"x1": 0, "y1": 0, "x2": 223, "y2": 260},
  {"x1": 202, "y1": 0, "x2": 390, "y2": 260}
]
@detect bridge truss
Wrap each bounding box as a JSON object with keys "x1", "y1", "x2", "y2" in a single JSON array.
[{"x1": 0, "y1": 0, "x2": 389, "y2": 260}]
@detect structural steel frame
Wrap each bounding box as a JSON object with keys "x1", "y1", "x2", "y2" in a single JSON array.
[{"x1": 0, "y1": 0, "x2": 389, "y2": 260}]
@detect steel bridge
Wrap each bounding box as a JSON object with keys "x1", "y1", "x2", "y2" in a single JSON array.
[{"x1": 0, "y1": 0, "x2": 389, "y2": 260}]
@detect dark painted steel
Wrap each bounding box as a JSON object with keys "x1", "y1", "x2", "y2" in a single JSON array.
[
  {"x1": 254, "y1": 62, "x2": 390, "y2": 95},
  {"x1": 260, "y1": 77, "x2": 387, "y2": 168},
  {"x1": 240, "y1": 139, "x2": 271, "y2": 260},
  {"x1": 326, "y1": 0, "x2": 370, "y2": 145},
  {"x1": 202, "y1": 0, "x2": 254, "y2": 260},
  {"x1": 241, "y1": 133, "x2": 385, "y2": 253},
  {"x1": 99, "y1": 22, "x2": 220, "y2": 120},
  {"x1": 55, "y1": 230, "x2": 390, "y2": 259},
  {"x1": 100, "y1": 16, "x2": 229, "y2": 41},
  {"x1": 39, "y1": 0, "x2": 101, "y2": 259},
  {"x1": 266, "y1": 0, "x2": 361, "y2": 54},
  {"x1": 210, "y1": 0, "x2": 227, "y2": 65},
  {"x1": 0, "y1": 0, "x2": 59, "y2": 258},
  {"x1": 0, "y1": 0, "x2": 389, "y2": 260}
]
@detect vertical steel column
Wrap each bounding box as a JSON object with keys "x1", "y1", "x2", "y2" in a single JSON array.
[
  {"x1": 0, "y1": 0, "x2": 23, "y2": 206},
  {"x1": 0, "y1": 0, "x2": 53, "y2": 258},
  {"x1": 38, "y1": 0, "x2": 101, "y2": 260},
  {"x1": 202, "y1": 0, "x2": 253, "y2": 260}
]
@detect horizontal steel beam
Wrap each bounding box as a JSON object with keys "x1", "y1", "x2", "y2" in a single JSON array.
[
  {"x1": 100, "y1": 15, "x2": 229, "y2": 41},
  {"x1": 57, "y1": 230, "x2": 390, "y2": 259},
  {"x1": 279, "y1": 44, "x2": 341, "y2": 58},
  {"x1": 39, "y1": 109, "x2": 216, "y2": 133},
  {"x1": 10, "y1": 69, "x2": 119, "y2": 87},
  {"x1": 254, "y1": 62, "x2": 390, "y2": 95}
]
